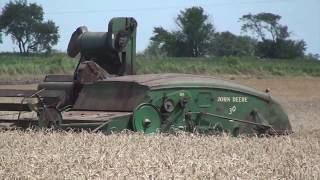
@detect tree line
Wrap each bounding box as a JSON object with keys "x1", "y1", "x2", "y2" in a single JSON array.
[
  {"x1": 144, "y1": 7, "x2": 308, "y2": 59},
  {"x1": 0, "y1": 1, "x2": 316, "y2": 60}
]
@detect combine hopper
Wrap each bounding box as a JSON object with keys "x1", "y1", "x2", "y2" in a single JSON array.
[{"x1": 0, "y1": 17, "x2": 292, "y2": 136}]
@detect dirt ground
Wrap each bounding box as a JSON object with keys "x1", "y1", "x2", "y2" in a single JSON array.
[{"x1": 0, "y1": 76, "x2": 319, "y2": 179}]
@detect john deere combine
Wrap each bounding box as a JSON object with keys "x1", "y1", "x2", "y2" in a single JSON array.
[{"x1": 0, "y1": 17, "x2": 292, "y2": 136}]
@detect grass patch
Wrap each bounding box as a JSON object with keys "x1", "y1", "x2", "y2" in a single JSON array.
[
  {"x1": 0, "y1": 53, "x2": 319, "y2": 81},
  {"x1": 136, "y1": 56, "x2": 320, "y2": 77},
  {"x1": 0, "y1": 53, "x2": 77, "y2": 81}
]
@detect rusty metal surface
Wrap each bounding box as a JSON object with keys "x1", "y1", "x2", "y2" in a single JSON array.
[
  {"x1": 0, "y1": 111, "x2": 131, "y2": 121},
  {"x1": 104, "y1": 73, "x2": 269, "y2": 99},
  {"x1": 73, "y1": 81, "x2": 148, "y2": 111},
  {"x1": 105, "y1": 74, "x2": 243, "y2": 88},
  {"x1": 37, "y1": 82, "x2": 74, "y2": 106},
  {"x1": 44, "y1": 75, "x2": 74, "y2": 82},
  {"x1": 62, "y1": 111, "x2": 132, "y2": 121},
  {"x1": 75, "y1": 61, "x2": 110, "y2": 85}
]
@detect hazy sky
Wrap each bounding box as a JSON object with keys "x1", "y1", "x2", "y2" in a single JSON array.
[{"x1": 0, "y1": 0, "x2": 319, "y2": 54}]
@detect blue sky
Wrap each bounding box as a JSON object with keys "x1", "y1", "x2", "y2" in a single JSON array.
[{"x1": 0, "y1": 0, "x2": 319, "y2": 54}]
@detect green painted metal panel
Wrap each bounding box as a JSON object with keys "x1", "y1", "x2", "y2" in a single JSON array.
[
  {"x1": 100, "y1": 114, "x2": 131, "y2": 134},
  {"x1": 73, "y1": 74, "x2": 291, "y2": 136},
  {"x1": 147, "y1": 86, "x2": 290, "y2": 135}
]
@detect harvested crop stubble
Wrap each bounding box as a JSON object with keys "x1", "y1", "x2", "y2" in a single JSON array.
[
  {"x1": 0, "y1": 131, "x2": 319, "y2": 179},
  {"x1": 0, "y1": 77, "x2": 320, "y2": 179}
]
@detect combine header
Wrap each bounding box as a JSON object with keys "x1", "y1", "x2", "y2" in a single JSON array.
[{"x1": 0, "y1": 17, "x2": 292, "y2": 136}]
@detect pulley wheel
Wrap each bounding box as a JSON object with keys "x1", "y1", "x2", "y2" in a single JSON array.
[{"x1": 133, "y1": 104, "x2": 161, "y2": 134}]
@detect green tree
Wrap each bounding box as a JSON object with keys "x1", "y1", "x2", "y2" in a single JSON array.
[
  {"x1": 306, "y1": 53, "x2": 320, "y2": 61},
  {"x1": 143, "y1": 41, "x2": 166, "y2": 57},
  {"x1": 211, "y1": 31, "x2": 256, "y2": 56},
  {"x1": 150, "y1": 7, "x2": 215, "y2": 57},
  {"x1": 240, "y1": 13, "x2": 289, "y2": 42},
  {"x1": 239, "y1": 12, "x2": 305, "y2": 58},
  {"x1": 0, "y1": 0, "x2": 59, "y2": 54},
  {"x1": 28, "y1": 20, "x2": 59, "y2": 52},
  {"x1": 275, "y1": 39, "x2": 306, "y2": 58}
]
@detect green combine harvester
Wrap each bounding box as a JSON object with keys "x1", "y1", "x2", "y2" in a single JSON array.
[{"x1": 0, "y1": 17, "x2": 292, "y2": 136}]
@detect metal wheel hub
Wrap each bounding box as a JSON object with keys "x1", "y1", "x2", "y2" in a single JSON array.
[{"x1": 133, "y1": 104, "x2": 161, "y2": 133}]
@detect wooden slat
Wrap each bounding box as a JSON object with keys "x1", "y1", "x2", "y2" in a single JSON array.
[
  {"x1": 44, "y1": 75, "x2": 73, "y2": 82},
  {"x1": 0, "y1": 89, "x2": 36, "y2": 97},
  {"x1": 62, "y1": 111, "x2": 132, "y2": 121},
  {"x1": 0, "y1": 89, "x2": 65, "y2": 98},
  {"x1": 0, "y1": 103, "x2": 31, "y2": 111}
]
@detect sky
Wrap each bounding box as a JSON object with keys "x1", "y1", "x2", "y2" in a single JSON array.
[{"x1": 0, "y1": 0, "x2": 319, "y2": 54}]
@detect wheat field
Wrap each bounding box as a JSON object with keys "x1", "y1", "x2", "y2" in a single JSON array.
[{"x1": 0, "y1": 77, "x2": 319, "y2": 179}]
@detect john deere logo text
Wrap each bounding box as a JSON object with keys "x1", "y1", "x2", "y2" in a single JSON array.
[{"x1": 217, "y1": 96, "x2": 248, "y2": 103}]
